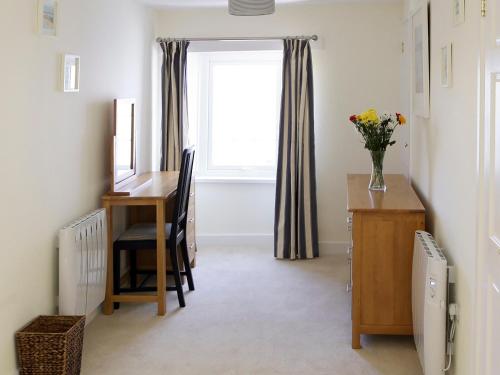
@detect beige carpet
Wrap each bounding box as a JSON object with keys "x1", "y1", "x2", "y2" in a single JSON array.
[{"x1": 82, "y1": 246, "x2": 422, "y2": 375}]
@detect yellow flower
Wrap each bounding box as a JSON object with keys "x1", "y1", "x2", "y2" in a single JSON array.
[{"x1": 358, "y1": 108, "x2": 379, "y2": 124}]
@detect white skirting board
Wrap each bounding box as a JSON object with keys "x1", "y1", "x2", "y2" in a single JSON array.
[
  {"x1": 196, "y1": 234, "x2": 273, "y2": 247},
  {"x1": 196, "y1": 234, "x2": 347, "y2": 254},
  {"x1": 319, "y1": 241, "x2": 350, "y2": 255}
]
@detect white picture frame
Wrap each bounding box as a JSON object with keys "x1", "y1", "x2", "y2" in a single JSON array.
[
  {"x1": 37, "y1": 0, "x2": 58, "y2": 36},
  {"x1": 452, "y1": 0, "x2": 465, "y2": 26},
  {"x1": 412, "y1": 4, "x2": 430, "y2": 118},
  {"x1": 62, "y1": 54, "x2": 80, "y2": 92},
  {"x1": 441, "y1": 43, "x2": 453, "y2": 87}
]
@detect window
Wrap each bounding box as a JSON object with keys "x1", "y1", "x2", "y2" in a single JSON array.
[{"x1": 188, "y1": 50, "x2": 282, "y2": 179}]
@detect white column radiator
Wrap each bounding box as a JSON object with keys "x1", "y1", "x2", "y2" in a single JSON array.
[
  {"x1": 412, "y1": 231, "x2": 448, "y2": 375},
  {"x1": 59, "y1": 209, "x2": 107, "y2": 319}
]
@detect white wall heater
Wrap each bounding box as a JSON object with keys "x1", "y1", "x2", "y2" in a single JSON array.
[
  {"x1": 59, "y1": 209, "x2": 107, "y2": 320},
  {"x1": 412, "y1": 231, "x2": 448, "y2": 375}
]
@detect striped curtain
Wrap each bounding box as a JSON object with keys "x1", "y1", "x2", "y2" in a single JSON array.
[
  {"x1": 159, "y1": 40, "x2": 190, "y2": 171},
  {"x1": 274, "y1": 39, "x2": 319, "y2": 260}
]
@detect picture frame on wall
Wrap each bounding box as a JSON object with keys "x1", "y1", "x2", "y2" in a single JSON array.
[
  {"x1": 61, "y1": 54, "x2": 80, "y2": 92},
  {"x1": 38, "y1": 0, "x2": 58, "y2": 36},
  {"x1": 441, "y1": 43, "x2": 453, "y2": 87},
  {"x1": 452, "y1": 0, "x2": 465, "y2": 26},
  {"x1": 412, "y1": 4, "x2": 430, "y2": 118}
]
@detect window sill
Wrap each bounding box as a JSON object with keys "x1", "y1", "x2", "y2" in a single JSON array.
[{"x1": 195, "y1": 176, "x2": 276, "y2": 184}]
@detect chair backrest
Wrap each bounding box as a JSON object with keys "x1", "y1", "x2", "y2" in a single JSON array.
[{"x1": 171, "y1": 147, "x2": 195, "y2": 239}]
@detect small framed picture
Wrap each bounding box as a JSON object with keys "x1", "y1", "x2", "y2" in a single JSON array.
[
  {"x1": 62, "y1": 54, "x2": 80, "y2": 92},
  {"x1": 441, "y1": 43, "x2": 453, "y2": 87},
  {"x1": 452, "y1": 0, "x2": 465, "y2": 26},
  {"x1": 38, "y1": 0, "x2": 58, "y2": 36}
]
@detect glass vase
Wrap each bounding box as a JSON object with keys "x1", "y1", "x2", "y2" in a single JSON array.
[{"x1": 369, "y1": 150, "x2": 386, "y2": 191}]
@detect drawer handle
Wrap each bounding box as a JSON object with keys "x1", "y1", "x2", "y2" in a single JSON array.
[
  {"x1": 189, "y1": 243, "x2": 195, "y2": 249},
  {"x1": 189, "y1": 192, "x2": 194, "y2": 197},
  {"x1": 347, "y1": 217, "x2": 352, "y2": 224},
  {"x1": 188, "y1": 218, "x2": 194, "y2": 223},
  {"x1": 346, "y1": 283, "x2": 352, "y2": 293}
]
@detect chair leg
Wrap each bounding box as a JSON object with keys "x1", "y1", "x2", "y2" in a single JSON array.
[
  {"x1": 113, "y1": 246, "x2": 121, "y2": 310},
  {"x1": 130, "y1": 250, "x2": 137, "y2": 289},
  {"x1": 180, "y1": 238, "x2": 195, "y2": 291},
  {"x1": 169, "y1": 244, "x2": 185, "y2": 308}
]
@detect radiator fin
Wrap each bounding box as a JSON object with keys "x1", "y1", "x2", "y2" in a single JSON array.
[
  {"x1": 59, "y1": 209, "x2": 107, "y2": 318},
  {"x1": 412, "y1": 231, "x2": 448, "y2": 375}
]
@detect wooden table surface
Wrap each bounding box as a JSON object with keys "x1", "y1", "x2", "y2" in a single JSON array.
[
  {"x1": 347, "y1": 174, "x2": 425, "y2": 213},
  {"x1": 102, "y1": 171, "x2": 179, "y2": 201}
]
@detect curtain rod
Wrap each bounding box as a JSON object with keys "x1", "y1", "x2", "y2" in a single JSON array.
[{"x1": 155, "y1": 35, "x2": 318, "y2": 43}]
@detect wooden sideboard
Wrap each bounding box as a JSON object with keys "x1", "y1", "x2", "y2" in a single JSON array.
[{"x1": 347, "y1": 174, "x2": 425, "y2": 349}]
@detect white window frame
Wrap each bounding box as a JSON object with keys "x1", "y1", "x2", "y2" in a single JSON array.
[{"x1": 189, "y1": 50, "x2": 282, "y2": 180}]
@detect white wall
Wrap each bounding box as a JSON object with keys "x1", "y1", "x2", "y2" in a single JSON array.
[
  {"x1": 405, "y1": 1, "x2": 479, "y2": 374},
  {"x1": 195, "y1": 181, "x2": 276, "y2": 245},
  {"x1": 154, "y1": 2, "x2": 405, "y2": 245},
  {"x1": 0, "y1": 1, "x2": 153, "y2": 373}
]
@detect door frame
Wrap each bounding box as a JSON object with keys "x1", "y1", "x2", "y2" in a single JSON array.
[{"x1": 474, "y1": 2, "x2": 499, "y2": 373}]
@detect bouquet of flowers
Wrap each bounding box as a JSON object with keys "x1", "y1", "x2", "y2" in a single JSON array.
[
  {"x1": 348, "y1": 109, "x2": 406, "y2": 191},
  {"x1": 349, "y1": 109, "x2": 406, "y2": 151}
]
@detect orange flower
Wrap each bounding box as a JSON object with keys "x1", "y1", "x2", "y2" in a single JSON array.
[{"x1": 396, "y1": 113, "x2": 406, "y2": 125}]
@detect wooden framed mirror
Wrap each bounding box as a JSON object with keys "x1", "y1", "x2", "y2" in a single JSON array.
[{"x1": 110, "y1": 98, "x2": 136, "y2": 194}]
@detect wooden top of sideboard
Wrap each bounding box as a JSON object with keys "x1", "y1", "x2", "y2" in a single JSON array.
[{"x1": 347, "y1": 174, "x2": 425, "y2": 213}]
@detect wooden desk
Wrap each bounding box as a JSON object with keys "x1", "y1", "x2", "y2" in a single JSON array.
[
  {"x1": 347, "y1": 174, "x2": 425, "y2": 349},
  {"x1": 102, "y1": 172, "x2": 179, "y2": 316}
]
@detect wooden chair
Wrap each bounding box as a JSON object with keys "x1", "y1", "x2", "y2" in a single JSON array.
[{"x1": 113, "y1": 147, "x2": 195, "y2": 308}]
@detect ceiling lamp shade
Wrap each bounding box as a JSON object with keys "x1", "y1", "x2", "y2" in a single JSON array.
[{"x1": 229, "y1": 0, "x2": 275, "y2": 16}]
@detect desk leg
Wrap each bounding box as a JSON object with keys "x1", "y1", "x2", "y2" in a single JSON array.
[
  {"x1": 103, "y1": 201, "x2": 114, "y2": 315},
  {"x1": 156, "y1": 200, "x2": 166, "y2": 316}
]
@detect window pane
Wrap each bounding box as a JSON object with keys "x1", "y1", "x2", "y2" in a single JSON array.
[{"x1": 210, "y1": 60, "x2": 280, "y2": 168}]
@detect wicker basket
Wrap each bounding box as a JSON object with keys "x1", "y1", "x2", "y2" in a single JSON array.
[{"x1": 16, "y1": 315, "x2": 85, "y2": 375}]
